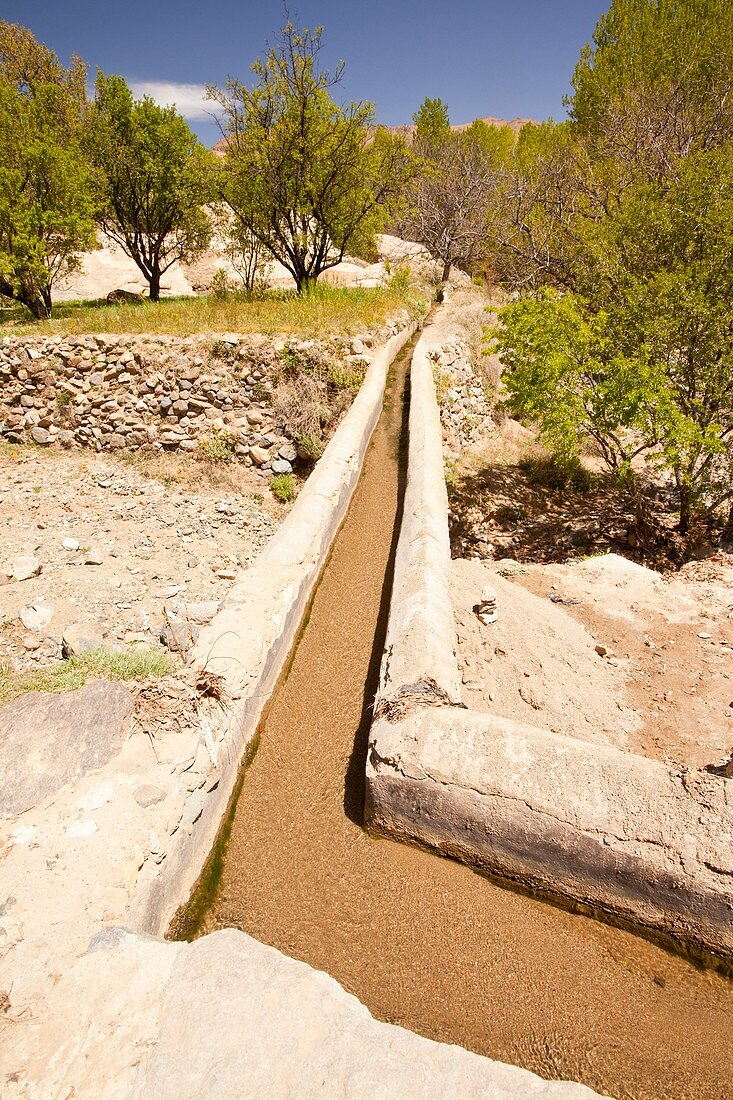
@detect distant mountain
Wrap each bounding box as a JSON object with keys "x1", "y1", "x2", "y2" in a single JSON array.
[{"x1": 210, "y1": 116, "x2": 532, "y2": 152}]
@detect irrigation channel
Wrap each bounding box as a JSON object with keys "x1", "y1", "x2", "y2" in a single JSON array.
[{"x1": 172, "y1": 335, "x2": 733, "y2": 1100}]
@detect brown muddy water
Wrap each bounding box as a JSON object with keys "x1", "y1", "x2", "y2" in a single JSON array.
[{"x1": 174, "y1": 336, "x2": 733, "y2": 1100}]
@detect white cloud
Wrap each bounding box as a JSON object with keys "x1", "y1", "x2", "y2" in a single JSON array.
[{"x1": 128, "y1": 81, "x2": 217, "y2": 121}]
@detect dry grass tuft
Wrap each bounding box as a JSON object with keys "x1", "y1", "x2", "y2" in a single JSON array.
[{"x1": 4, "y1": 286, "x2": 420, "y2": 339}]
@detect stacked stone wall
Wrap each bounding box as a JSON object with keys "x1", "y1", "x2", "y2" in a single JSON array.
[{"x1": 0, "y1": 332, "x2": 348, "y2": 475}]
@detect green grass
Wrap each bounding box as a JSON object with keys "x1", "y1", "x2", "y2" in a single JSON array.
[
  {"x1": 2, "y1": 285, "x2": 423, "y2": 339},
  {"x1": 270, "y1": 473, "x2": 298, "y2": 502},
  {"x1": 0, "y1": 647, "x2": 173, "y2": 705}
]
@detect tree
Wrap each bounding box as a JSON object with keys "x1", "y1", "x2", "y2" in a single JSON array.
[
  {"x1": 0, "y1": 22, "x2": 96, "y2": 319},
  {"x1": 91, "y1": 74, "x2": 214, "y2": 301},
  {"x1": 209, "y1": 21, "x2": 412, "y2": 295},
  {"x1": 397, "y1": 99, "x2": 513, "y2": 282},
  {"x1": 213, "y1": 204, "x2": 268, "y2": 294},
  {"x1": 493, "y1": 0, "x2": 733, "y2": 535}
]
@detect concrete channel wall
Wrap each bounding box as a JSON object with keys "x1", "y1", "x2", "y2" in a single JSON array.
[
  {"x1": 131, "y1": 322, "x2": 417, "y2": 936},
  {"x1": 365, "y1": 314, "x2": 733, "y2": 961}
]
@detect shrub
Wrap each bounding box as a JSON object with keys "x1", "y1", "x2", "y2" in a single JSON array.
[
  {"x1": 296, "y1": 433, "x2": 324, "y2": 463},
  {"x1": 198, "y1": 430, "x2": 235, "y2": 463},
  {"x1": 328, "y1": 359, "x2": 365, "y2": 393},
  {"x1": 270, "y1": 472, "x2": 297, "y2": 502}
]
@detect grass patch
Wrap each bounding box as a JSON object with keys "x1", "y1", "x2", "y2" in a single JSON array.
[
  {"x1": 0, "y1": 647, "x2": 172, "y2": 705},
  {"x1": 270, "y1": 473, "x2": 298, "y2": 502},
  {"x1": 3, "y1": 285, "x2": 423, "y2": 339}
]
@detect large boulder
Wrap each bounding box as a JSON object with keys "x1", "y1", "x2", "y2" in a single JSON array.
[{"x1": 0, "y1": 680, "x2": 134, "y2": 817}]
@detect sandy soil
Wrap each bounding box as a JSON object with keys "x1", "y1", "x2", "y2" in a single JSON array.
[
  {"x1": 192, "y1": 344, "x2": 733, "y2": 1100},
  {"x1": 0, "y1": 446, "x2": 283, "y2": 673},
  {"x1": 451, "y1": 536, "x2": 733, "y2": 772}
]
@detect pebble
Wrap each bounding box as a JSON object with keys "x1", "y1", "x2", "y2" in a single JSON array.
[
  {"x1": 5, "y1": 555, "x2": 42, "y2": 582},
  {"x1": 135, "y1": 785, "x2": 166, "y2": 808},
  {"x1": 19, "y1": 602, "x2": 54, "y2": 632}
]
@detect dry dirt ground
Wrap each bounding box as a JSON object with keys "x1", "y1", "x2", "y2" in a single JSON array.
[
  {"x1": 0, "y1": 445, "x2": 284, "y2": 676},
  {"x1": 450, "y1": 424, "x2": 733, "y2": 773}
]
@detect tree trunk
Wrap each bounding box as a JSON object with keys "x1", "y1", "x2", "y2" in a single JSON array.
[
  {"x1": 678, "y1": 484, "x2": 692, "y2": 535},
  {"x1": 148, "y1": 267, "x2": 161, "y2": 303},
  {"x1": 0, "y1": 276, "x2": 50, "y2": 321},
  {"x1": 295, "y1": 272, "x2": 318, "y2": 296},
  {"x1": 442, "y1": 259, "x2": 452, "y2": 282}
]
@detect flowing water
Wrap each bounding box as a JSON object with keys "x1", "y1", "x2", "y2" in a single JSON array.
[{"x1": 174, "y1": 338, "x2": 733, "y2": 1100}]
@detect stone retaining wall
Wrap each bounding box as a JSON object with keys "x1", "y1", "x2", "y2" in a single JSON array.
[
  {"x1": 365, "y1": 307, "x2": 733, "y2": 962},
  {"x1": 0, "y1": 331, "x2": 378, "y2": 474}
]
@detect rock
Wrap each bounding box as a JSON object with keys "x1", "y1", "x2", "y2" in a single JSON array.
[
  {"x1": 19, "y1": 602, "x2": 54, "y2": 632},
  {"x1": 213, "y1": 567, "x2": 237, "y2": 580},
  {"x1": 180, "y1": 788, "x2": 204, "y2": 827},
  {"x1": 135, "y1": 784, "x2": 166, "y2": 808},
  {"x1": 85, "y1": 548, "x2": 104, "y2": 565},
  {"x1": 249, "y1": 446, "x2": 270, "y2": 466},
  {"x1": 271, "y1": 458, "x2": 292, "y2": 475},
  {"x1": 62, "y1": 622, "x2": 105, "y2": 657},
  {"x1": 129, "y1": 929, "x2": 599, "y2": 1099},
  {"x1": 6, "y1": 555, "x2": 42, "y2": 582},
  {"x1": 595, "y1": 644, "x2": 608, "y2": 657},
  {"x1": 107, "y1": 288, "x2": 144, "y2": 304},
  {"x1": 183, "y1": 601, "x2": 220, "y2": 625},
  {"x1": 58, "y1": 430, "x2": 75, "y2": 447},
  {"x1": 30, "y1": 426, "x2": 50, "y2": 445},
  {"x1": 62, "y1": 537, "x2": 80, "y2": 551},
  {"x1": 0, "y1": 681, "x2": 134, "y2": 816},
  {"x1": 160, "y1": 617, "x2": 199, "y2": 653},
  {"x1": 475, "y1": 585, "x2": 498, "y2": 625},
  {"x1": 278, "y1": 443, "x2": 298, "y2": 463}
]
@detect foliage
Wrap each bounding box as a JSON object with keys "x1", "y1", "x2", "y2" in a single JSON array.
[
  {"x1": 295, "y1": 433, "x2": 323, "y2": 463},
  {"x1": 3, "y1": 284, "x2": 416, "y2": 338},
  {"x1": 493, "y1": 0, "x2": 733, "y2": 533},
  {"x1": 0, "y1": 647, "x2": 172, "y2": 704},
  {"x1": 212, "y1": 203, "x2": 268, "y2": 295},
  {"x1": 0, "y1": 22, "x2": 96, "y2": 319},
  {"x1": 398, "y1": 98, "x2": 514, "y2": 281},
  {"x1": 198, "y1": 430, "x2": 235, "y2": 463},
  {"x1": 328, "y1": 358, "x2": 366, "y2": 393},
  {"x1": 208, "y1": 21, "x2": 413, "y2": 294},
  {"x1": 270, "y1": 472, "x2": 297, "y2": 502},
  {"x1": 91, "y1": 73, "x2": 214, "y2": 301}
]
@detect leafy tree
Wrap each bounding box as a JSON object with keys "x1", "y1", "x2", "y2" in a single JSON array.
[
  {"x1": 569, "y1": 0, "x2": 733, "y2": 183},
  {"x1": 413, "y1": 97, "x2": 450, "y2": 146},
  {"x1": 91, "y1": 74, "x2": 214, "y2": 301},
  {"x1": 209, "y1": 21, "x2": 412, "y2": 295},
  {"x1": 0, "y1": 22, "x2": 96, "y2": 319},
  {"x1": 493, "y1": 1, "x2": 733, "y2": 535},
  {"x1": 398, "y1": 100, "x2": 513, "y2": 281}
]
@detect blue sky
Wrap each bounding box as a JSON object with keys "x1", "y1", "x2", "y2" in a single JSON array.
[{"x1": 6, "y1": 0, "x2": 607, "y2": 145}]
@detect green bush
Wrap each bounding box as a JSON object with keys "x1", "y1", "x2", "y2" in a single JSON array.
[
  {"x1": 328, "y1": 359, "x2": 365, "y2": 393},
  {"x1": 270, "y1": 473, "x2": 297, "y2": 502},
  {"x1": 296, "y1": 433, "x2": 323, "y2": 463},
  {"x1": 198, "y1": 430, "x2": 235, "y2": 463}
]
